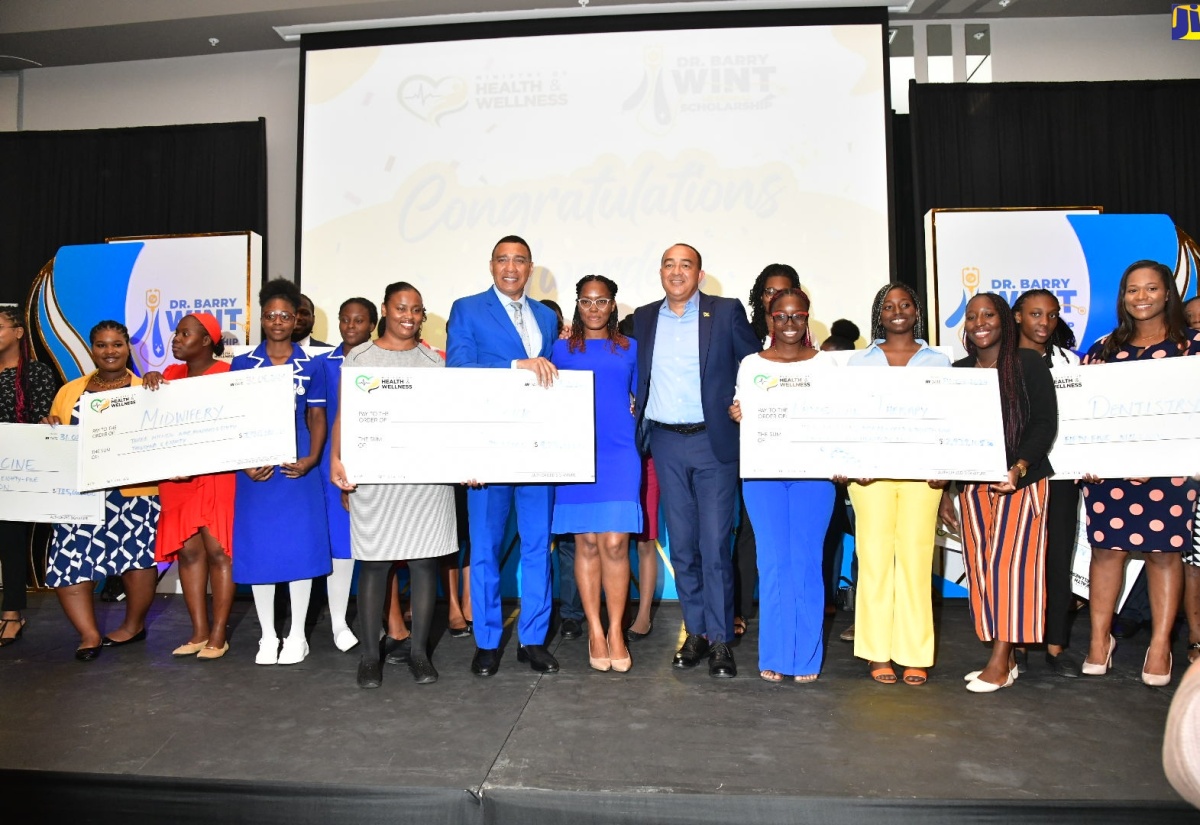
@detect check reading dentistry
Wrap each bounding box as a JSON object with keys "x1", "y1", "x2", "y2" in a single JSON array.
[
  {"x1": 0, "y1": 424, "x2": 104, "y2": 524},
  {"x1": 340, "y1": 367, "x2": 595, "y2": 484},
  {"x1": 1048, "y1": 357, "x2": 1200, "y2": 479},
  {"x1": 77, "y1": 365, "x2": 297, "y2": 491},
  {"x1": 738, "y1": 362, "x2": 1008, "y2": 481}
]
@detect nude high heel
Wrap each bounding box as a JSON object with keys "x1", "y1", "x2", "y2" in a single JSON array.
[
  {"x1": 1141, "y1": 650, "x2": 1172, "y2": 687},
  {"x1": 1081, "y1": 634, "x2": 1116, "y2": 676},
  {"x1": 588, "y1": 634, "x2": 611, "y2": 672}
]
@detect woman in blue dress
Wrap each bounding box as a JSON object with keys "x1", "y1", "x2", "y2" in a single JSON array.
[
  {"x1": 317, "y1": 296, "x2": 377, "y2": 654},
  {"x1": 551, "y1": 275, "x2": 641, "y2": 673},
  {"x1": 232, "y1": 279, "x2": 332, "y2": 666}
]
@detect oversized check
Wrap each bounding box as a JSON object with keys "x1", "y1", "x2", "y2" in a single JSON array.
[
  {"x1": 1048, "y1": 357, "x2": 1200, "y2": 478},
  {"x1": 77, "y1": 365, "x2": 297, "y2": 491},
  {"x1": 739, "y1": 362, "x2": 1008, "y2": 480},
  {"x1": 340, "y1": 368, "x2": 595, "y2": 484},
  {"x1": 0, "y1": 424, "x2": 104, "y2": 524}
]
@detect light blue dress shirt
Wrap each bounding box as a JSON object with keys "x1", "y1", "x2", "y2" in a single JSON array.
[
  {"x1": 847, "y1": 339, "x2": 951, "y2": 368},
  {"x1": 646, "y1": 291, "x2": 704, "y2": 424}
]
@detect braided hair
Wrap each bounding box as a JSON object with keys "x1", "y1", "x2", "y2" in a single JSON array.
[
  {"x1": 963, "y1": 293, "x2": 1027, "y2": 457},
  {"x1": 568, "y1": 275, "x2": 628, "y2": 354},
  {"x1": 868, "y1": 282, "x2": 927, "y2": 342},
  {"x1": 1100, "y1": 260, "x2": 1189, "y2": 362},
  {"x1": 0, "y1": 306, "x2": 36, "y2": 423},
  {"x1": 1012, "y1": 288, "x2": 1077, "y2": 355},
  {"x1": 748, "y1": 264, "x2": 801, "y2": 341}
]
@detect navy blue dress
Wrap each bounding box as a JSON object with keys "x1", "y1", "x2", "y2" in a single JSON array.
[
  {"x1": 551, "y1": 337, "x2": 642, "y2": 534},
  {"x1": 231, "y1": 343, "x2": 332, "y2": 584},
  {"x1": 317, "y1": 345, "x2": 352, "y2": 560}
]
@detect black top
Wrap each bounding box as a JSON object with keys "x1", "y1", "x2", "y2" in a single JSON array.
[
  {"x1": 0, "y1": 361, "x2": 59, "y2": 423},
  {"x1": 952, "y1": 347, "x2": 1057, "y2": 489}
]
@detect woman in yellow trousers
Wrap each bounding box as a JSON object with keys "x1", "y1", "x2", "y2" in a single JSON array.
[{"x1": 843, "y1": 284, "x2": 950, "y2": 686}]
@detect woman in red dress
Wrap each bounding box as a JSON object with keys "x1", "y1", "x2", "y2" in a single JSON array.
[{"x1": 144, "y1": 313, "x2": 236, "y2": 659}]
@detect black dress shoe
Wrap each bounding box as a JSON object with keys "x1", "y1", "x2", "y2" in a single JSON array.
[
  {"x1": 472, "y1": 647, "x2": 501, "y2": 677},
  {"x1": 383, "y1": 637, "x2": 412, "y2": 666},
  {"x1": 75, "y1": 646, "x2": 102, "y2": 662},
  {"x1": 1045, "y1": 650, "x2": 1082, "y2": 678},
  {"x1": 625, "y1": 622, "x2": 653, "y2": 643},
  {"x1": 357, "y1": 657, "x2": 383, "y2": 688},
  {"x1": 517, "y1": 644, "x2": 560, "y2": 673},
  {"x1": 708, "y1": 642, "x2": 737, "y2": 678},
  {"x1": 101, "y1": 628, "x2": 147, "y2": 647},
  {"x1": 673, "y1": 633, "x2": 711, "y2": 668},
  {"x1": 408, "y1": 656, "x2": 439, "y2": 684},
  {"x1": 447, "y1": 621, "x2": 473, "y2": 639},
  {"x1": 560, "y1": 618, "x2": 583, "y2": 640}
]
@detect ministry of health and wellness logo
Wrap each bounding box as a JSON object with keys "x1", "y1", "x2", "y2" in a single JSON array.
[{"x1": 1172, "y1": 4, "x2": 1200, "y2": 39}]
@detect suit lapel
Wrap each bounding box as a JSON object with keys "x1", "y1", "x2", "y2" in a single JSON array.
[
  {"x1": 698, "y1": 292, "x2": 714, "y2": 379},
  {"x1": 486, "y1": 291, "x2": 526, "y2": 355}
]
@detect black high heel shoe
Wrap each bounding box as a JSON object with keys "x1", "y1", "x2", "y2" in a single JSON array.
[{"x1": 625, "y1": 622, "x2": 653, "y2": 642}]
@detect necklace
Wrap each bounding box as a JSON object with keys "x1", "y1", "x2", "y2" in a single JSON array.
[
  {"x1": 90, "y1": 371, "x2": 130, "y2": 390},
  {"x1": 976, "y1": 356, "x2": 998, "y2": 368}
]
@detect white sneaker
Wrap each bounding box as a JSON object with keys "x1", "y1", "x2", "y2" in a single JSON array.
[
  {"x1": 278, "y1": 637, "x2": 309, "y2": 665},
  {"x1": 256, "y1": 638, "x2": 280, "y2": 666},
  {"x1": 333, "y1": 628, "x2": 359, "y2": 652}
]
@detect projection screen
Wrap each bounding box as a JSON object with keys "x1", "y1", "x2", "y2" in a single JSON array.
[{"x1": 298, "y1": 8, "x2": 892, "y2": 347}]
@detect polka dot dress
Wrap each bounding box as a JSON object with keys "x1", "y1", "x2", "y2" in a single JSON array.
[{"x1": 1080, "y1": 329, "x2": 1200, "y2": 553}]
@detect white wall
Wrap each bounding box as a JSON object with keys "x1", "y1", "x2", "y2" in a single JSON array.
[{"x1": 12, "y1": 49, "x2": 300, "y2": 281}]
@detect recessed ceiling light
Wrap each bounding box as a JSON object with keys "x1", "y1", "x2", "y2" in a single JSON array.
[
  {"x1": 208, "y1": 37, "x2": 220, "y2": 47},
  {"x1": 997, "y1": 0, "x2": 1012, "y2": 8}
]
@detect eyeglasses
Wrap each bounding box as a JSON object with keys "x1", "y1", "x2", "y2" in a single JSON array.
[
  {"x1": 577, "y1": 298, "x2": 614, "y2": 310},
  {"x1": 771, "y1": 312, "x2": 809, "y2": 325},
  {"x1": 762, "y1": 287, "x2": 787, "y2": 297},
  {"x1": 262, "y1": 311, "x2": 295, "y2": 322},
  {"x1": 493, "y1": 255, "x2": 530, "y2": 267}
]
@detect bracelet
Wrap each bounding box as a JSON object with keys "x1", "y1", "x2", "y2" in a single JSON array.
[{"x1": 1011, "y1": 463, "x2": 1027, "y2": 478}]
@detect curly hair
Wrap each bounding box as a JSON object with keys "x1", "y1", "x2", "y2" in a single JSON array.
[
  {"x1": 1012, "y1": 288, "x2": 1077, "y2": 352},
  {"x1": 963, "y1": 293, "x2": 1027, "y2": 457},
  {"x1": 748, "y1": 263, "x2": 801, "y2": 341},
  {"x1": 868, "y1": 282, "x2": 926, "y2": 342},
  {"x1": 568, "y1": 275, "x2": 629, "y2": 354},
  {"x1": 259, "y1": 278, "x2": 301, "y2": 311},
  {"x1": 1100, "y1": 260, "x2": 1189, "y2": 362}
]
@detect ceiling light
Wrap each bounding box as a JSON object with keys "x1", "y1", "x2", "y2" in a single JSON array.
[{"x1": 208, "y1": 37, "x2": 220, "y2": 47}]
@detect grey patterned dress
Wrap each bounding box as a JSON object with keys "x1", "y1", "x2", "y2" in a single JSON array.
[{"x1": 344, "y1": 341, "x2": 457, "y2": 561}]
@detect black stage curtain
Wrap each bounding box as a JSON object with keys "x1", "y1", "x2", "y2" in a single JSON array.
[
  {"x1": 890, "y1": 112, "x2": 916, "y2": 289},
  {"x1": 0, "y1": 119, "x2": 268, "y2": 305},
  {"x1": 907, "y1": 79, "x2": 1200, "y2": 293}
]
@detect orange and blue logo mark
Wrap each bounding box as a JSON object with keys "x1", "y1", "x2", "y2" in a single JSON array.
[{"x1": 1172, "y1": 5, "x2": 1200, "y2": 40}]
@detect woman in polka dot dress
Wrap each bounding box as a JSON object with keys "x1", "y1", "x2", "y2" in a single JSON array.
[{"x1": 1080, "y1": 260, "x2": 1200, "y2": 687}]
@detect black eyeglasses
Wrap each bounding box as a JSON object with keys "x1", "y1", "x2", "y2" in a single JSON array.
[{"x1": 770, "y1": 312, "x2": 809, "y2": 325}]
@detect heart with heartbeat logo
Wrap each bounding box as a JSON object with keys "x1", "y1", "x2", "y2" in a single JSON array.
[{"x1": 397, "y1": 75, "x2": 468, "y2": 125}]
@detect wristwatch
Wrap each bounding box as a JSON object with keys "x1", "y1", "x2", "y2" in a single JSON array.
[{"x1": 1011, "y1": 462, "x2": 1028, "y2": 479}]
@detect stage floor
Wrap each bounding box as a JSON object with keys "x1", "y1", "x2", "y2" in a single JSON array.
[{"x1": 0, "y1": 590, "x2": 1196, "y2": 823}]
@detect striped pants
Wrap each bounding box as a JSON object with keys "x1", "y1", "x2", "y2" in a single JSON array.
[{"x1": 958, "y1": 479, "x2": 1048, "y2": 644}]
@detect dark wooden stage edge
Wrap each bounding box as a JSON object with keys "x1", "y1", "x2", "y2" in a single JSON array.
[{"x1": 4, "y1": 771, "x2": 1197, "y2": 825}]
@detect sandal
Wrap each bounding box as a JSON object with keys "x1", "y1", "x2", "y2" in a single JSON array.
[
  {"x1": 733, "y1": 616, "x2": 747, "y2": 637},
  {"x1": 902, "y1": 667, "x2": 928, "y2": 686},
  {"x1": 0, "y1": 617, "x2": 26, "y2": 647},
  {"x1": 794, "y1": 674, "x2": 819, "y2": 684},
  {"x1": 760, "y1": 669, "x2": 784, "y2": 683},
  {"x1": 869, "y1": 662, "x2": 897, "y2": 684},
  {"x1": 1188, "y1": 642, "x2": 1200, "y2": 664}
]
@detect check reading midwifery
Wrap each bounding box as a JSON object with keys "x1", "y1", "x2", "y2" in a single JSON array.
[
  {"x1": 340, "y1": 367, "x2": 596, "y2": 484},
  {"x1": 0, "y1": 423, "x2": 104, "y2": 524},
  {"x1": 76, "y1": 365, "x2": 297, "y2": 491},
  {"x1": 1048, "y1": 356, "x2": 1200, "y2": 479},
  {"x1": 738, "y1": 363, "x2": 1008, "y2": 481}
]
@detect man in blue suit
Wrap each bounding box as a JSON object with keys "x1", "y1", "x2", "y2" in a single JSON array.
[
  {"x1": 446, "y1": 235, "x2": 560, "y2": 676},
  {"x1": 633, "y1": 243, "x2": 760, "y2": 678}
]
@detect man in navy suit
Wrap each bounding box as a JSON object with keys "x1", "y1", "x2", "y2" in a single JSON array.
[
  {"x1": 446, "y1": 235, "x2": 560, "y2": 676},
  {"x1": 633, "y1": 243, "x2": 759, "y2": 678}
]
